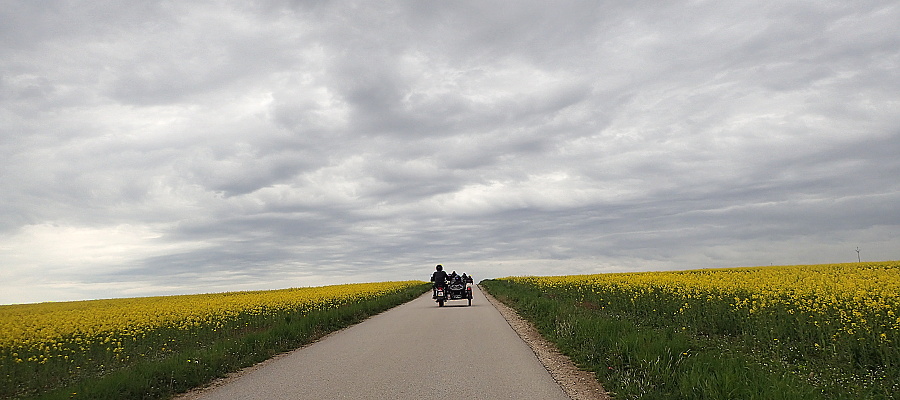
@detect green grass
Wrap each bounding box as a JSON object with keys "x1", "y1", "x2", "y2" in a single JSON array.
[
  {"x1": 480, "y1": 279, "x2": 895, "y2": 400},
  {"x1": 13, "y1": 283, "x2": 430, "y2": 400}
]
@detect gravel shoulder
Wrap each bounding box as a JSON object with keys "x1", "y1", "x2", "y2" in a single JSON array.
[{"x1": 480, "y1": 285, "x2": 610, "y2": 400}]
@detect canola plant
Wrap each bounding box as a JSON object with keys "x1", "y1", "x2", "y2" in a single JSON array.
[
  {"x1": 501, "y1": 261, "x2": 900, "y2": 375},
  {"x1": 0, "y1": 280, "x2": 425, "y2": 397}
]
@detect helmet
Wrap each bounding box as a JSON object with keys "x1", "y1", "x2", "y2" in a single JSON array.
[{"x1": 436, "y1": 264, "x2": 443, "y2": 271}]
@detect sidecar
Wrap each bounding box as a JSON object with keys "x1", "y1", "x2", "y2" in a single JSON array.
[{"x1": 434, "y1": 282, "x2": 472, "y2": 307}]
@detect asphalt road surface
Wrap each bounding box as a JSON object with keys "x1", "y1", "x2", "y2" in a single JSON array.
[{"x1": 182, "y1": 285, "x2": 569, "y2": 400}]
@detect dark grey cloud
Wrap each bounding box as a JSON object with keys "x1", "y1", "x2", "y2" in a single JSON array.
[{"x1": 2, "y1": 0, "x2": 898, "y2": 304}]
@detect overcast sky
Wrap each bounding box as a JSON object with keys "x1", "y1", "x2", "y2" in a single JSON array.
[{"x1": 2, "y1": 1, "x2": 899, "y2": 304}]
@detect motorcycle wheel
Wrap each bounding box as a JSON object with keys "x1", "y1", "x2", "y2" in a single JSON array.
[
  {"x1": 467, "y1": 298, "x2": 471, "y2": 306},
  {"x1": 438, "y1": 299, "x2": 444, "y2": 307}
]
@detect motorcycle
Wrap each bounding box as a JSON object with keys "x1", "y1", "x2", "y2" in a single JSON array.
[{"x1": 434, "y1": 280, "x2": 472, "y2": 307}]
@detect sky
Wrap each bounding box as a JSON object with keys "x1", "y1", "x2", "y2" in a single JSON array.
[{"x1": 1, "y1": 1, "x2": 899, "y2": 305}]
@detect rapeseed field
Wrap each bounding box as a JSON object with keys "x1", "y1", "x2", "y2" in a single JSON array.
[
  {"x1": 0, "y1": 280, "x2": 428, "y2": 399},
  {"x1": 483, "y1": 261, "x2": 900, "y2": 399}
]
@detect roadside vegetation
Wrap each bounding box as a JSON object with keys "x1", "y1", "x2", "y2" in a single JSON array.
[
  {"x1": 481, "y1": 261, "x2": 900, "y2": 399},
  {"x1": 0, "y1": 281, "x2": 430, "y2": 400}
]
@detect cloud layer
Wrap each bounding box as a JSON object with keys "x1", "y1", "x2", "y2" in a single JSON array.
[{"x1": 2, "y1": 0, "x2": 899, "y2": 304}]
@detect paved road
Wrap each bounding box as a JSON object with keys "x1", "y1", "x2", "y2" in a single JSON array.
[{"x1": 183, "y1": 285, "x2": 568, "y2": 400}]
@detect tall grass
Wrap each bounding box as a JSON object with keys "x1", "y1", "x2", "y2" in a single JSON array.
[
  {"x1": 1, "y1": 281, "x2": 430, "y2": 400},
  {"x1": 481, "y1": 261, "x2": 900, "y2": 399}
]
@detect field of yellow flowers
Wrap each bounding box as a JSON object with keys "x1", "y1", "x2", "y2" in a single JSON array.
[
  {"x1": 0, "y1": 280, "x2": 428, "y2": 399},
  {"x1": 482, "y1": 261, "x2": 900, "y2": 399}
]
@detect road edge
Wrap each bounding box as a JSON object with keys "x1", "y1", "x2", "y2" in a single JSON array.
[{"x1": 480, "y1": 285, "x2": 610, "y2": 400}]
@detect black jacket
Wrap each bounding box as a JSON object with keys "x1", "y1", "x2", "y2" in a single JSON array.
[{"x1": 431, "y1": 270, "x2": 449, "y2": 287}]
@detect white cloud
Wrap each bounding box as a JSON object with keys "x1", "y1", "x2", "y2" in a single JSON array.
[
  {"x1": 0, "y1": 223, "x2": 212, "y2": 303},
  {"x1": 1, "y1": 0, "x2": 898, "y2": 304}
]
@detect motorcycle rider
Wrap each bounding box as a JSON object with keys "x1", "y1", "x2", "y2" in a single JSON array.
[{"x1": 430, "y1": 264, "x2": 449, "y2": 298}]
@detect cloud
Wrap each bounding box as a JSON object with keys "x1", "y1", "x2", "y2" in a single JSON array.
[{"x1": 2, "y1": 0, "x2": 899, "y2": 304}]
